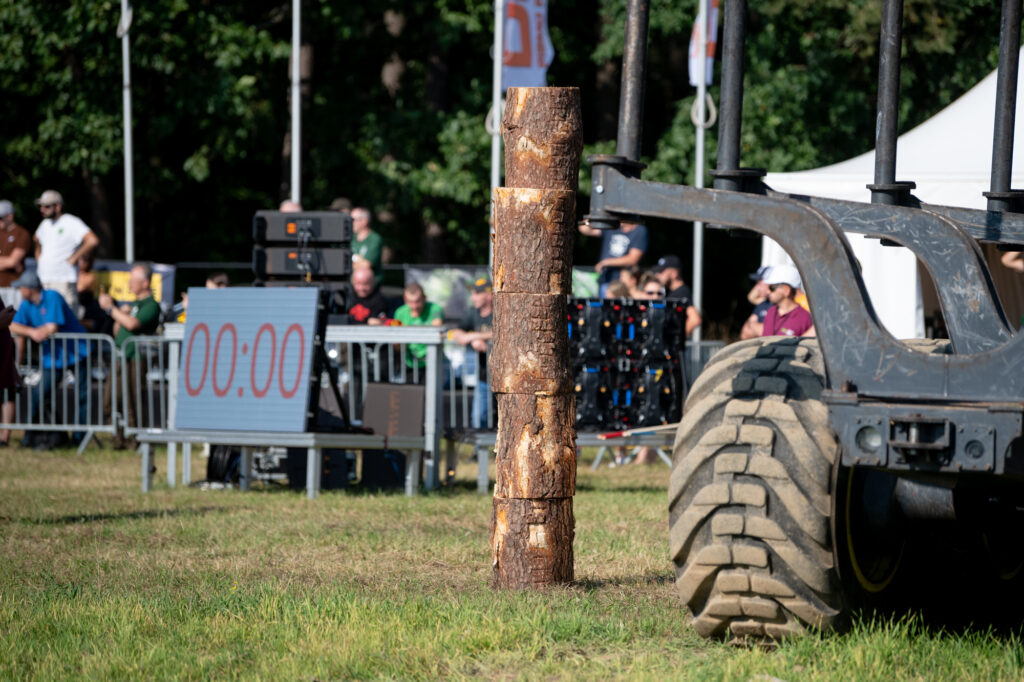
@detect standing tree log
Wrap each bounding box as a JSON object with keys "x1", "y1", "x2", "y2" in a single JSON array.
[{"x1": 490, "y1": 87, "x2": 582, "y2": 588}]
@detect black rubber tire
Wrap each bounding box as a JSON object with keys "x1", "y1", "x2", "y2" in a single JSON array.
[{"x1": 669, "y1": 337, "x2": 841, "y2": 639}]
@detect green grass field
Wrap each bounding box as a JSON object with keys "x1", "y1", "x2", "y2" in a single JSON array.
[{"x1": 2, "y1": 443, "x2": 1022, "y2": 680}]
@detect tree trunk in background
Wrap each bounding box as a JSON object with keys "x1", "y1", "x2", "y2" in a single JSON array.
[
  {"x1": 490, "y1": 87, "x2": 582, "y2": 589},
  {"x1": 82, "y1": 168, "x2": 113, "y2": 258}
]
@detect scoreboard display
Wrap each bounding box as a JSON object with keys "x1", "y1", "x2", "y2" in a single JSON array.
[{"x1": 175, "y1": 288, "x2": 322, "y2": 432}]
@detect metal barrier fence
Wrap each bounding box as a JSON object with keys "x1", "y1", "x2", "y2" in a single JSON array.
[
  {"x1": 127, "y1": 324, "x2": 446, "y2": 497},
  {"x1": 0, "y1": 326, "x2": 725, "y2": 493},
  {"x1": 1, "y1": 332, "x2": 118, "y2": 453}
]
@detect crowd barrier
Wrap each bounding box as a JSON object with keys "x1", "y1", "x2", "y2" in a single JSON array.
[
  {"x1": 0, "y1": 326, "x2": 726, "y2": 496},
  {"x1": 1, "y1": 333, "x2": 118, "y2": 454}
]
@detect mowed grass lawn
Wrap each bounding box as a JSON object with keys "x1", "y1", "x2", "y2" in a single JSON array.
[{"x1": 2, "y1": 444, "x2": 1023, "y2": 680}]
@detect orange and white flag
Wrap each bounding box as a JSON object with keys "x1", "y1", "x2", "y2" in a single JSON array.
[
  {"x1": 688, "y1": 0, "x2": 719, "y2": 87},
  {"x1": 503, "y1": 0, "x2": 554, "y2": 89}
]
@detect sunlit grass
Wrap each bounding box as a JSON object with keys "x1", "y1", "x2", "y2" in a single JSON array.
[{"x1": 1, "y1": 441, "x2": 1021, "y2": 680}]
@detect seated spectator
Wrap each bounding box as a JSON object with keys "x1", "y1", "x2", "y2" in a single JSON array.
[
  {"x1": 619, "y1": 266, "x2": 643, "y2": 297},
  {"x1": 393, "y1": 282, "x2": 443, "y2": 379},
  {"x1": 605, "y1": 281, "x2": 630, "y2": 299},
  {"x1": 348, "y1": 266, "x2": 388, "y2": 325},
  {"x1": 636, "y1": 273, "x2": 665, "y2": 299},
  {"x1": 761, "y1": 265, "x2": 815, "y2": 337},
  {"x1": 652, "y1": 254, "x2": 702, "y2": 337},
  {"x1": 279, "y1": 199, "x2": 302, "y2": 212},
  {"x1": 175, "y1": 271, "x2": 230, "y2": 322},
  {"x1": 740, "y1": 266, "x2": 772, "y2": 340},
  {"x1": 578, "y1": 219, "x2": 648, "y2": 297},
  {"x1": 9, "y1": 271, "x2": 90, "y2": 446},
  {"x1": 450, "y1": 277, "x2": 494, "y2": 429}
]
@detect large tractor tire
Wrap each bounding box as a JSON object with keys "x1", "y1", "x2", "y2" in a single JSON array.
[{"x1": 669, "y1": 337, "x2": 841, "y2": 638}]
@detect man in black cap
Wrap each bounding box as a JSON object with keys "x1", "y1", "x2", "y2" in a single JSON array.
[
  {"x1": 451, "y1": 276, "x2": 494, "y2": 428},
  {"x1": 653, "y1": 254, "x2": 702, "y2": 337}
]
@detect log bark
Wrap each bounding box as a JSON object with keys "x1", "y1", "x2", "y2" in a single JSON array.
[
  {"x1": 490, "y1": 293, "x2": 570, "y2": 395},
  {"x1": 491, "y1": 497, "x2": 575, "y2": 587},
  {"x1": 493, "y1": 394, "x2": 576, "y2": 499},
  {"x1": 492, "y1": 87, "x2": 581, "y2": 589},
  {"x1": 502, "y1": 88, "x2": 583, "y2": 191},
  {"x1": 492, "y1": 188, "x2": 575, "y2": 295}
]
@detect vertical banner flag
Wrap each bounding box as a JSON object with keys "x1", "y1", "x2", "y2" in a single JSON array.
[
  {"x1": 688, "y1": 0, "x2": 719, "y2": 87},
  {"x1": 503, "y1": 0, "x2": 554, "y2": 89}
]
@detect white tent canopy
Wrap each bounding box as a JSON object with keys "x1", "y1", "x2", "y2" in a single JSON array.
[{"x1": 762, "y1": 50, "x2": 1024, "y2": 339}]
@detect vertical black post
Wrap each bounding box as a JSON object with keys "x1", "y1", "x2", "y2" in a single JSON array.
[
  {"x1": 868, "y1": 0, "x2": 914, "y2": 205},
  {"x1": 986, "y1": 0, "x2": 1023, "y2": 211},
  {"x1": 616, "y1": 0, "x2": 650, "y2": 163},
  {"x1": 713, "y1": 0, "x2": 747, "y2": 191}
]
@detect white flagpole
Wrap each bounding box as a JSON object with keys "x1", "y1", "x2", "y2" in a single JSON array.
[
  {"x1": 290, "y1": 0, "x2": 301, "y2": 205},
  {"x1": 489, "y1": 0, "x2": 504, "y2": 269},
  {"x1": 691, "y1": 0, "x2": 708, "y2": 366},
  {"x1": 119, "y1": 0, "x2": 134, "y2": 262}
]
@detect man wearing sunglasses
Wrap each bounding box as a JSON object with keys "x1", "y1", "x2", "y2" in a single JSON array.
[
  {"x1": 33, "y1": 190, "x2": 99, "y2": 314},
  {"x1": 761, "y1": 264, "x2": 815, "y2": 337}
]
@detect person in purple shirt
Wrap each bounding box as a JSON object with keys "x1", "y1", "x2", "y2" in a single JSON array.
[
  {"x1": 761, "y1": 264, "x2": 815, "y2": 338},
  {"x1": 9, "y1": 270, "x2": 90, "y2": 444}
]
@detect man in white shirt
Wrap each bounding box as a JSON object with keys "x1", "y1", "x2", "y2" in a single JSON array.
[{"x1": 33, "y1": 189, "x2": 99, "y2": 311}]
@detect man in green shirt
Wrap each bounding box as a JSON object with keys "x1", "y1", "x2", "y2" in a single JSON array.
[
  {"x1": 392, "y1": 282, "x2": 443, "y2": 377},
  {"x1": 351, "y1": 207, "x2": 384, "y2": 280},
  {"x1": 99, "y1": 263, "x2": 162, "y2": 448}
]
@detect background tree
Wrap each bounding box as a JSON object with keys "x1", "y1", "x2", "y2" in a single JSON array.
[{"x1": 0, "y1": 0, "x2": 1007, "y2": 331}]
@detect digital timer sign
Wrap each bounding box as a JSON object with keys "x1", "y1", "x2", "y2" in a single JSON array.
[{"x1": 174, "y1": 287, "x2": 321, "y2": 432}]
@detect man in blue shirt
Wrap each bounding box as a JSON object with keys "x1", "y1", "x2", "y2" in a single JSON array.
[{"x1": 9, "y1": 271, "x2": 90, "y2": 444}]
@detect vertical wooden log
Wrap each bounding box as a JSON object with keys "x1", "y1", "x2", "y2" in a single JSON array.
[{"x1": 490, "y1": 87, "x2": 582, "y2": 588}]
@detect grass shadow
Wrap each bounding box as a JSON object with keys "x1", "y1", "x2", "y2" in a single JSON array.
[
  {"x1": 574, "y1": 571, "x2": 674, "y2": 591},
  {"x1": 4, "y1": 505, "x2": 233, "y2": 526}
]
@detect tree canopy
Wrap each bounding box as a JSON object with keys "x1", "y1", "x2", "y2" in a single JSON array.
[{"x1": 0, "y1": 0, "x2": 1008, "y2": 325}]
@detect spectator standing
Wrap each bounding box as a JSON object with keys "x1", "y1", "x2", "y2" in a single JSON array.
[
  {"x1": 347, "y1": 266, "x2": 388, "y2": 325},
  {"x1": 0, "y1": 200, "x2": 32, "y2": 310},
  {"x1": 33, "y1": 189, "x2": 99, "y2": 313},
  {"x1": 351, "y1": 207, "x2": 384, "y2": 278},
  {"x1": 740, "y1": 266, "x2": 772, "y2": 340},
  {"x1": 99, "y1": 263, "x2": 162, "y2": 449},
  {"x1": 451, "y1": 276, "x2": 494, "y2": 429},
  {"x1": 761, "y1": 265, "x2": 815, "y2": 337},
  {"x1": 578, "y1": 219, "x2": 648, "y2": 296},
  {"x1": 393, "y1": 282, "x2": 442, "y2": 380},
  {"x1": 0, "y1": 298, "x2": 18, "y2": 447},
  {"x1": 652, "y1": 254, "x2": 702, "y2": 337},
  {"x1": 9, "y1": 271, "x2": 90, "y2": 446}
]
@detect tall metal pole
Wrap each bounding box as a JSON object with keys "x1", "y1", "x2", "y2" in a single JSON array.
[
  {"x1": 120, "y1": 0, "x2": 135, "y2": 262},
  {"x1": 490, "y1": 0, "x2": 504, "y2": 268},
  {"x1": 691, "y1": 0, "x2": 708, "y2": 358},
  {"x1": 987, "y1": 0, "x2": 1022, "y2": 211},
  {"x1": 616, "y1": 0, "x2": 650, "y2": 162},
  {"x1": 290, "y1": 0, "x2": 301, "y2": 205}
]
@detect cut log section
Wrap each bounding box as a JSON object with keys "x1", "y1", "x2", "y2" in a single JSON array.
[
  {"x1": 492, "y1": 187, "x2": 576, "y2": 296},
  {"x1": 494, "y1": 393, "x2": 577, "y2": 499},
  {"x1": 490, "y1": 293, "x2": 571, "y2": 396},
  {"x1": 491, "y1": 496, "x2": 575, "y2": 587}
]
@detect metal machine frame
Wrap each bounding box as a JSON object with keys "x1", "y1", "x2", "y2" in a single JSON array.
[{"x1": 587, "y1": 0, "x2": 1024, "y2": 480}]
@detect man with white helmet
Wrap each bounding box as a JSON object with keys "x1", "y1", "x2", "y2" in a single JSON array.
[{"x1": 761, "y1": 264, "x2": 815, "y2": 337}]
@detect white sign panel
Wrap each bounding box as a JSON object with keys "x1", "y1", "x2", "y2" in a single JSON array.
[{"x1": 175, "y1": 287, "x2": 320, "y2": 432}]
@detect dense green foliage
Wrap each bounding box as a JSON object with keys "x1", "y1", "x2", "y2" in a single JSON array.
[{"x1": 0, "y1": 1, "x2": 1008, "y2": 285}]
